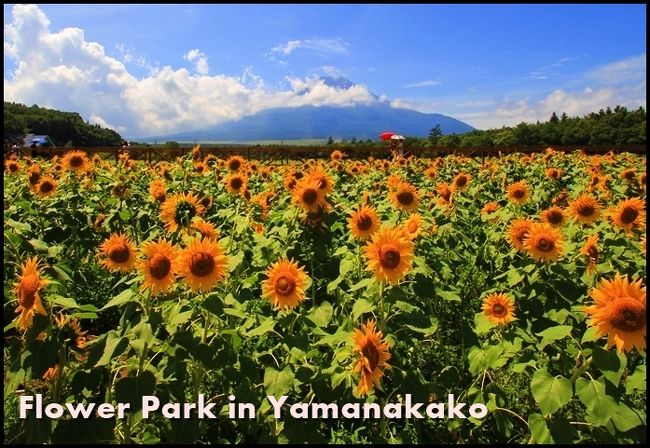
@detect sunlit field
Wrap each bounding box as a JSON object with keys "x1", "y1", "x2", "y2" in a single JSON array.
[{"x1": 4, "y1": 147, "x2": 646, "y2": 444}]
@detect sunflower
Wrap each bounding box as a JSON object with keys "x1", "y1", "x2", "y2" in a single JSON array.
[
  {"x1": 225, "y1": 155, "x2": 246, "y2": 172},
  {"x1": 568, "y1": 193, "x2": 601, "y2": 225},
  {"x1": 481, "y1": 202, "x2": 500, "y2": 221},
  {"x1": 149, "y1": 180, "x2": 167, "y2": 203},
  {"x1": 26, "y1": 164, "x2": 41, "y2": 192},
  {"x1": 506, "y1": 180, "x2": 530, "y2": 205},
  {"x1": 330, "y1": 150, "x2": 344, "y2": 161},
  {"x1": 364, "y1": 226, "x2": 414, "y2": 284},
  {"x1": 139, "y1": 239, "x2": 177, "y2": 295},
  {"x1": 583, "y1": 273, "x2": 646, "y2": 352},
  {"x1": 292, "y1": 178, "x2": 327, "y2": 213},
  {"x1": 5, "y1": 158, "x2": 21, "y2": 175},
  {"x1": 436, "y1": 182, "x2": 453, "y2": 205},
  {"x1": 506, "y1": 218, "x2": 535, "y2": 252},
  {"x1": 261, "y1": 258, "x2": 309, "y2": 311},
  {"x1": 54, "y1": 313, "x2": 88, "y2": 350},
  {"x1": 620, "y1": 168, "x2": 636, "y2": 182},
  {"x1": 35, "y1": 176, "x2": 58, "y2": 198},
  {"x1": 225, "y1": 173, "x2": 248, "y2": 195},
  {"x1": 351, "y1": 319, "x2": 391, "y2": 397},
  {"x1": 523, "y1": 223, "x2": 564, "y2": 263},
  {"x1": 403, "y1": 213, "x2": 424, "y2": 239},
  {"x1": 609, "y1": 197, "x2": 646, "y2": 234},
  {"x1": 176, "y1": 238, "x2": 229, "y2": 292},
  {"x1": 540, "y1": 205, "x2": 566, "y2": 227},
  {"x1": 349, "y1": 204, "x2": 380, "y2": 240},
  {"x1": 552, "y1": 189, "x2": 569, "y2": 207},
  {"x1": 307, "y1": 166, "x2": 335, "y2": 195},
  {"x1": 191, "y1": 216, "x2": 220, "y2": 240},
  {"x1": 546, "y1": 167, "x2": 562, "y2": 180},
  {"x1": 390, "y1": 182, "x2": 420, "y2": 212},
  {"x1": 193, "y1": 161, "x2": 209, "y2": 175},
  {"x1": 160, "y1": 192, "x2": 205, "y2": 233},
  {"x1": 481, "y1": 293, "x2": 516, "y2": 326},
  {"x1": 61, "y1": 150, "x2": 91, "y2": 174},
  {"x1": 13, "y1": 256, "x2": 48, "y2": 331},
  {"x1": 452, "y1": 173, "x2": 471, "y2": 191},
  {"x1": 424, "y1": 166, "x2": 438, "y2": 180},
  {"x1": 99, "y1": 233, "x2": 138, "y2": 273},
  {"x1": 581, "y1": 234, "x2": 599, "y2": 274}
]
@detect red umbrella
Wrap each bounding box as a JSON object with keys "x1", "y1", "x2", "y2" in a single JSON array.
[{"x1": 380, "y1": 131, "x2": 395, "y2": 141}]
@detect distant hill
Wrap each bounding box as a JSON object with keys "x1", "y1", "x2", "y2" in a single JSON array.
[
  {"x1": 4, "y1": 102, "x2": 123, "y2": 146},
  {"x1": 145, "y1": 103, "x2": 474, "y2": 143}
]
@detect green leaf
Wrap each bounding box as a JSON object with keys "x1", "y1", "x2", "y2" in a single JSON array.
[
  {"x1": 610, "y1": 402, "x2": 644, "y2": 432},
  {"x1": 507, "y1": 268, "x2": 524, "y2": 287},
  {"x1": 307, "y1": 301, "x2": 333, "y2": 327},
  {"x1": 50, "y1": 295, "x2": 80, "y2": 309},
  {"x1": 6, "y1": 219, "x2": 31, "y2": 233},
  {"x1": 536, "y1": 325, "x2": 573, "y2": 350},
  {"x1": 29, "y1": 239, "x2": 49, "y2": 252},
  {"x1": 528, "y1": 413, "x2": 551, "y2": 444},
  {"x1": 592, "y1": 346, "x2": 627, "y2": 386},
  {"x1": 246, "y1": 317, "x2": 276, "y2": 337},
  {"x1": 412, "y1": 274, "x2": 434, "y2": 299},
  {"x1": 404, "y1": 317, "x2": 438, "y2": 336},
  {"x1": 351, "y1": 298, "x2": 375, "y2": 321},
  {"x1": 437, "y1": 289, "x2": 461, "y2": 302},
  {"x1": 169, "y1": 310, "x2": 194, "y2": 326},
  {"x1": 52, "y1": 265, "x2": 72, "y2": 282},
  {"x1": 100, "y1": 288, "x2": 135, "y2": 310},
  {"x1": 114, "y1": 371, "x2": 156, "y2": 412},
  {"x1": 581, "y1": 326, "x2": 599, "y2": 344},
  {"x1": 625, "y1": 365, "x2": 646, "y2": 394},
  {"x1": 94, "y1": 336, "x2": 128, "y2": 367},
  {"x1": 473, "y1": 312, "x2": 496, "y2": 335},
  {"x1": 530, "y1": 368, "x2": 572, "y2": 416},
  {"x1": 468, "y1": 345, "x2": 504, "y2": 374},
  {"x1": 349, "y1": 278, "x2": 373, "y2": 292},
  {"x1": 339, "y1": 256, "x2": 355, "y2": 277},
  {"x1": 575, "y1": 377, "x2": 617, "y2": 426},
  {"x1": 264, "y1": 367, "x2": 295, "y2": 397}
]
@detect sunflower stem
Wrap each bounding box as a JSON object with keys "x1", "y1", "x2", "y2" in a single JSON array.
[
  {"x1": 570, "y1": 356, "x2": 593, "y2": 384},
  {"x1": 378, "y1": 281, "x2": 386, "y2": 331}
]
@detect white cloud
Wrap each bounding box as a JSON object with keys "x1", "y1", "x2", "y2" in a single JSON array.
[
  {"x1": 271, "y1": 38, "x2": 350, "y2": 56},
  {"x1": 183, "y1": 48, "x2": 209, "y2": 75},
  {"x1": 404, "y1": 80, "x2": 441, "y2": 88},
  {"x1": 588, "y1": 54, "x2": 646, "y2": 84},
  {"x1": 3, "y1": 5, "x2": 375, "y2": 137}
]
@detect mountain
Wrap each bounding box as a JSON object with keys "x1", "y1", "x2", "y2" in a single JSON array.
[{"x1": 143, "y1": 77, "x2": 474, "y2": 142}]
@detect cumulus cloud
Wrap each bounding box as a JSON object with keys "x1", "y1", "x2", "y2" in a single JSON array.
[
  {"x1": 183, "y1": 48, "x2": 209, "y2": 75},
  {"x1": 3, "y1": 5, "x2": 375, "y2": 137}
]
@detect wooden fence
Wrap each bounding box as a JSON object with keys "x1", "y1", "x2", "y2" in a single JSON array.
[{"x1": 8, "y1": 144, "x2": 646, "y2": 165}]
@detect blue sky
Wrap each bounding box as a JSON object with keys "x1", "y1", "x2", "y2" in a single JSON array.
[{"x1": 4, "y1": 4, "x2": 646, "y2": 138}]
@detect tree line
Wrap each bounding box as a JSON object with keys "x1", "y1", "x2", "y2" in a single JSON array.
[{"x1": 4, "y1": 102, "x2": 123, "y2": 147}]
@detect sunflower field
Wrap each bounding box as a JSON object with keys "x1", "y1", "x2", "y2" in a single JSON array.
[{"x1": 3, "y1": 147, "x2": 646, "y2": 444}]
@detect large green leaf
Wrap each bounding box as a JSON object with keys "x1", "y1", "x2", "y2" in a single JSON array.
[
  {"x1": 351, "y1": 298, "x2": 374, "y2": 320},
  {"x1": 575, "y1": 377, "x2": 617, "y2": 426},
  {"x1": 100, "y1": 289, "x2": 135, "y2": 310},
  {"x1": 530, "y1": 368, "x2": 572, "y2": 416},
  {"x1": 536, "y1": 325, "x2": 573, "y2": 350},
  {"x1": 307, "y1": 301, "x2": 333, "y2": 327},
  {"x1": 264, "y1": 366, "x2": 295, "y2": 397}
]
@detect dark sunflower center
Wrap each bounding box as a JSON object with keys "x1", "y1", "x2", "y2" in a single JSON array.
[
  {"x1": 174, "y1": 200, "x2": 197, "y2": 227},
  {"x1": 149, "y1": 254, "x2": 171, "y2": 279},
  {"x1": 549, "y1": 170, "x2": 559, "y2": 178},
  {"x1": 492, "y1": 304, "x2": 506, "y2": 317},
  {"x1": 547, "y1": 210, "x2": 563, "y2": 224},
  {"x1": 397, "y1": 191, "x2": 414, "y2": 206},
  {"x1": 620, "y1": 206, "x2": 639, "y2": 225},
  {"x1": 274, "y1": 275, "x2": 296, "y2": 296},
  {"x1": 623, "y1": 171, "x2": 635, "y2": 180},
  {"x1": 70, "y1": 155, "x2": 84, "y2": 168},
  {"x1": 230, "y1": 177, "x2": 243, "y2": 190},
  {"x1": 293, "y1": 172, "x2": 304, "y2": 180},
  {"x1": 577, "y1": 203, "x2": 595, "y2": 217},
  {"x1": 189, "y1": 252, "x2": 215, "y2": 277},
  {"x1": 513, "y1": 189, "x2": 525, "y2": 199},
  {"x1": 590, "y1": 176, "x2": 600, "y2": 186},
  {"x1": 357, "y1": 214, "x2": 373, "y2": 231},
  {"x1": 379, "y1": 245, "x2": 401, "y2": 269},
  {"x1": 9, "y1": 163, "x2": 19, "y2": 172},
  {"x1": 515, "y1": 228, "x2": 530, "y2": 244},
  {"x1": 109, "y1": 244, "x2": 131, "y2": 263},
  {"x1": 200, "y1": 197, "x2": 211, "y2": 208},
  {"x1": 586, "y1": 245, "x2": 599, "y2": 259},
  {"x1": 229, "y1": 160, "x2": 241, "y2": 171},
  {"x1": 407, "y1": 221, "x2": 418, "y2": 233},
  {"x1": 536, "y1": 237, "x2": 555, "y2": 252},
  {"x1": 39, "y1": 180, "x2": 54, "y2": 193},
  {"x1": 29, "y1": 171, "x2": 41, "y2": 185},
  {"x1": 362, "y1": 342, "x2": 380, "y2": 371},
  {"x1": 455, "y1": 176, "x2": 467, "y2": 187},
  {"x1": 302, "y1": 188, "x2": 318, "y2": 205},
  {"x1": 608, "y1": 298, "x2": 645, "y2": 332}
]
